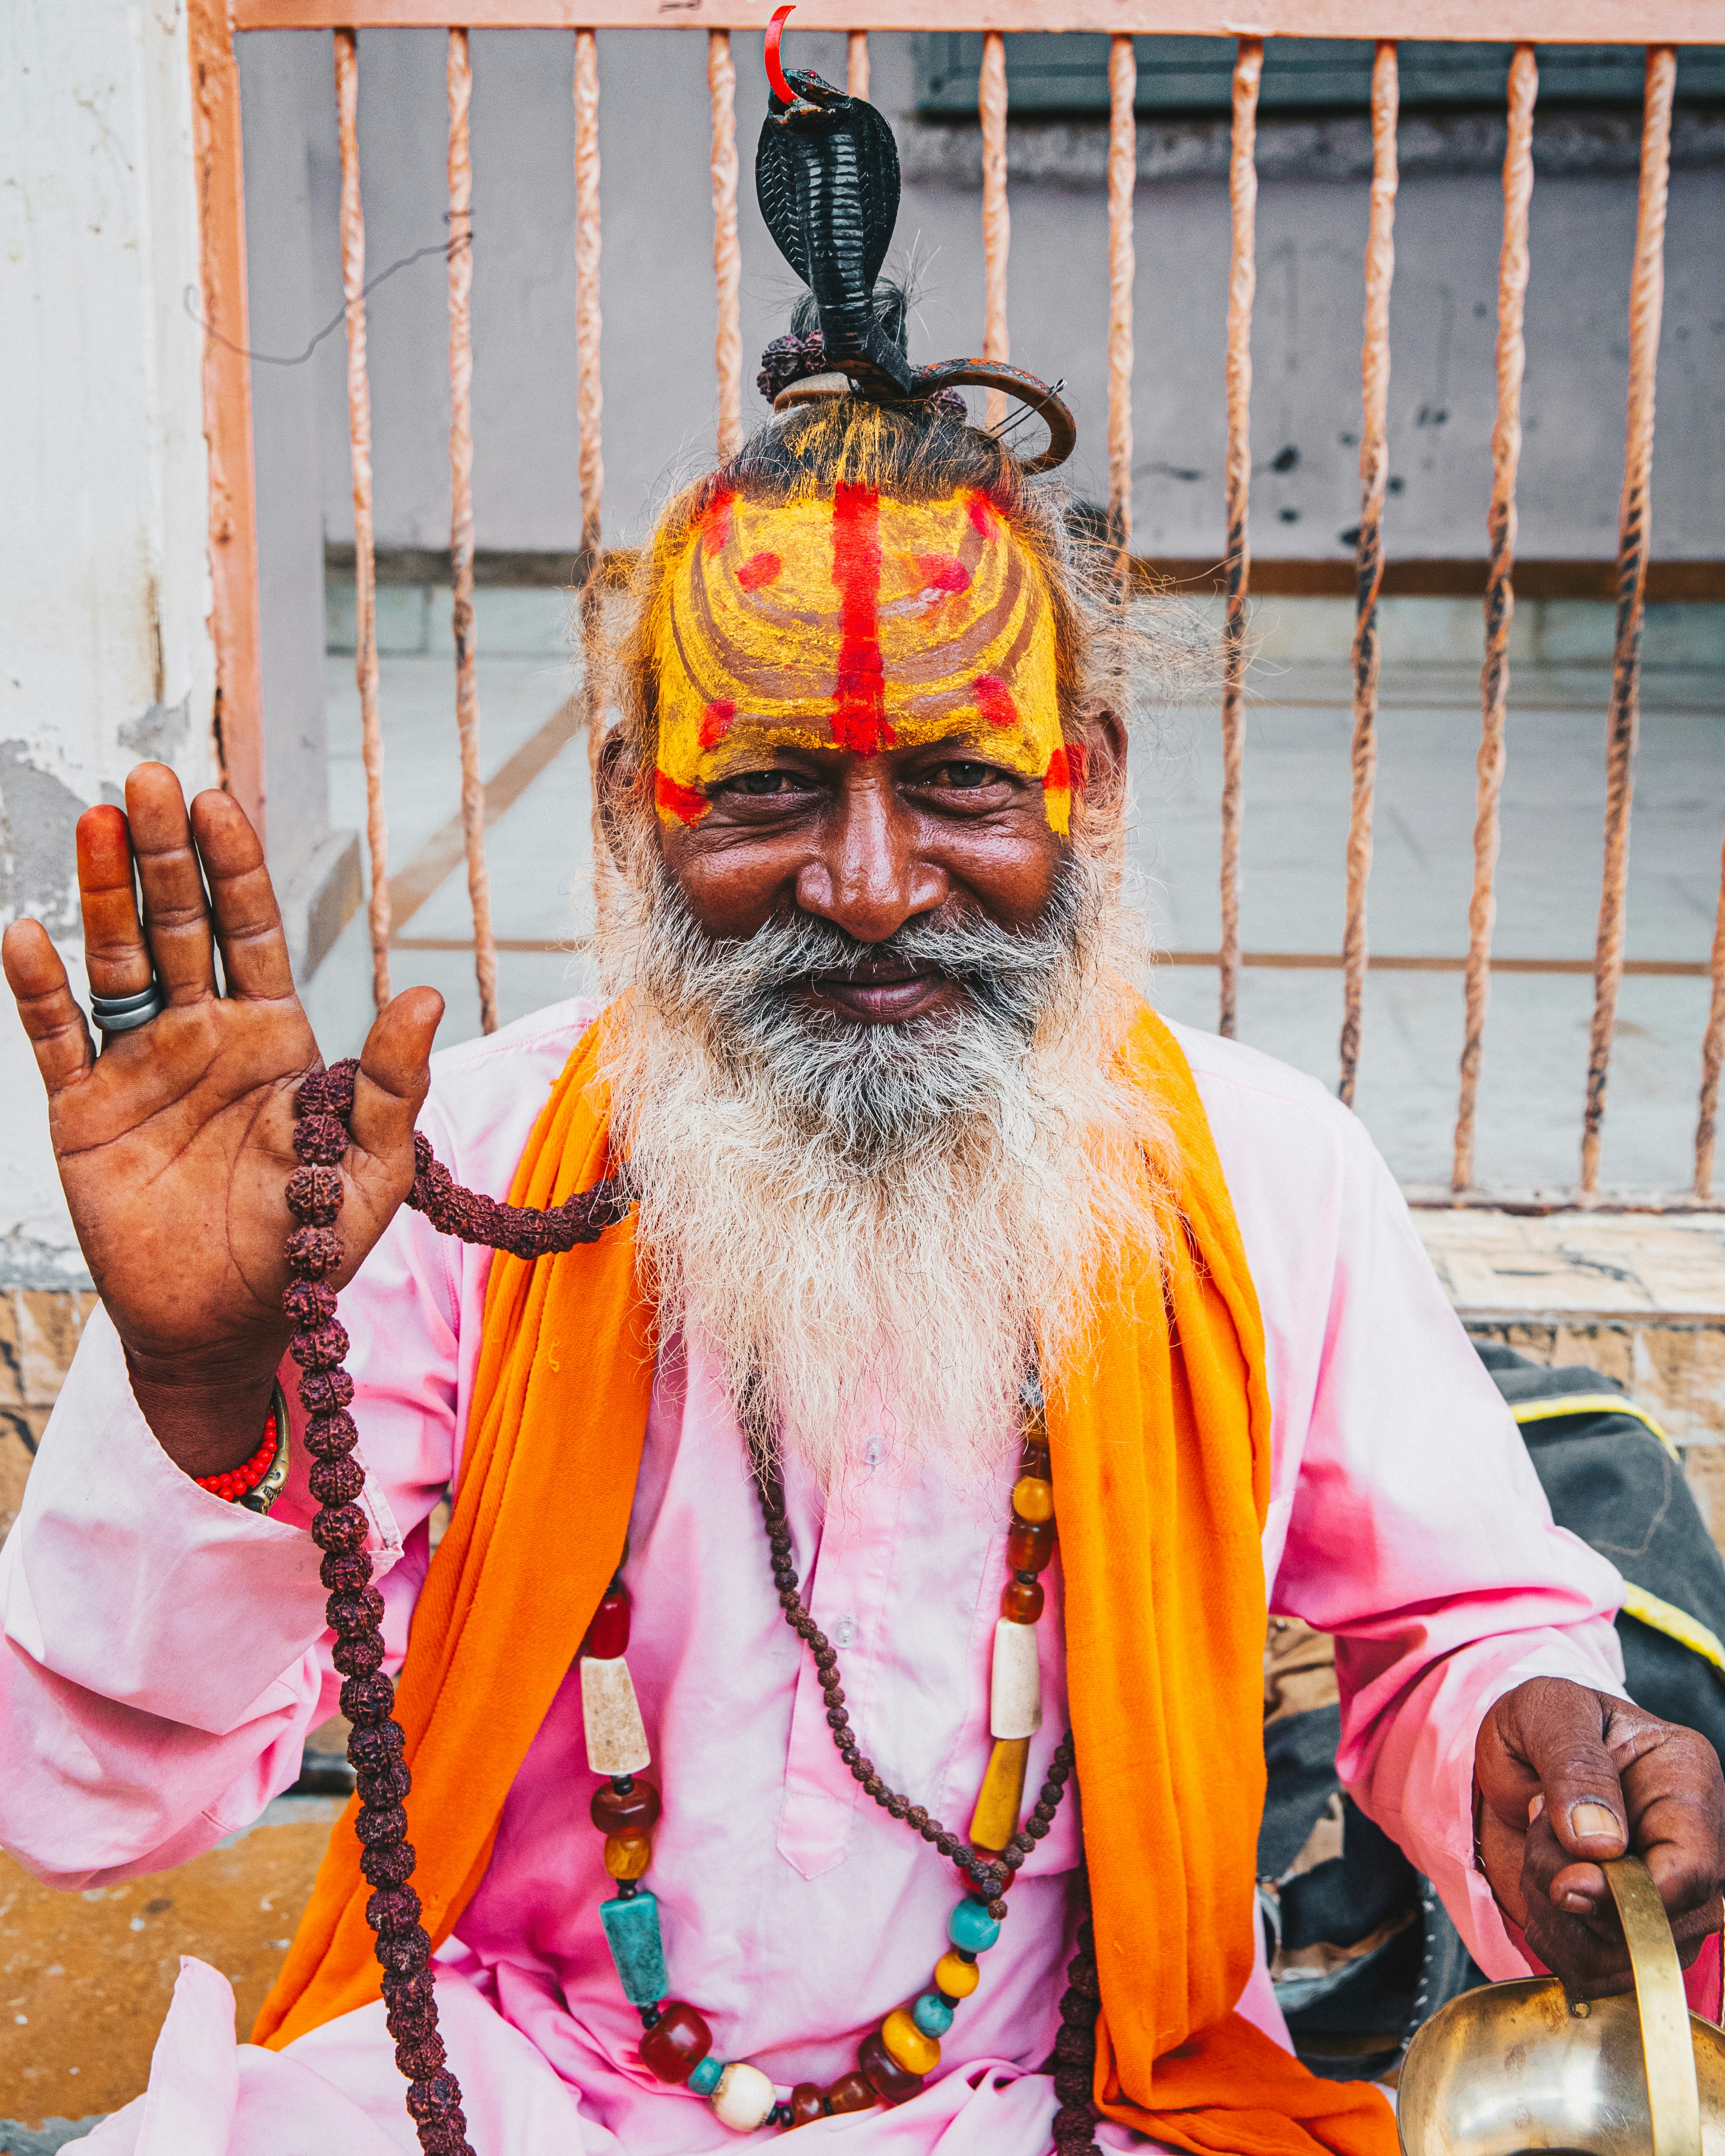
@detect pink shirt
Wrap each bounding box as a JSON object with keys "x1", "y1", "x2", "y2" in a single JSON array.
[{"x1": 0, "y1": 1003, "x2": 1631, "y2": 2156}]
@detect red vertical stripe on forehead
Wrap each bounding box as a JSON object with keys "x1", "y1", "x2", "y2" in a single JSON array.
[
  {"x1": 830, "y1": 482, "x2": 890, "y2": 755},
  {"x1": 702, "y1": 491, "x2": 736, "y2": 556},
  {"x1": 974, "y1": 675, "x2": 1018, "y2": 728}
]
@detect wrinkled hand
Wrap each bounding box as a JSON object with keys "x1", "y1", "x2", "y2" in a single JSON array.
[
  {"x1": 1, "y1": 763, "x2": 443, "y2": 1477},
  {"x1": 1475, "y1": 1675, "x2": 1725, "y2": 1997}
]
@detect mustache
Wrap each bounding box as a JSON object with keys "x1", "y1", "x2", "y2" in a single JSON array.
[{"x1": 644, "y1": 869, "x2": 1092, "y2": 1040}]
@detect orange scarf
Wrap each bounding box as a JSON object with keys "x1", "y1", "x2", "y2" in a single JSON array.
[{"x1": 256, "y1": 1003, "x2": 1395, "y2": 2156}]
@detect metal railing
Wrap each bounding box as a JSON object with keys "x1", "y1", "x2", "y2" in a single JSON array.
[{"x1": 186, "y1": 0, "x2": 1724, "y2": 1206}]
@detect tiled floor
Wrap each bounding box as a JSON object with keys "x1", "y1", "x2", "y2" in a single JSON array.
[{"x1": 307, "y1": 587, "x2": 1725, "y2": 1200}]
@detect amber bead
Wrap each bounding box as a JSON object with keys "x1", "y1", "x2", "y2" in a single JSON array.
[
  {"x1": 934, "y1": 1951, "x2": 979, "y2": 1999},
  {"x1": 825, "y1": 2073, "x2": 876, "y2": 2115},
  {"x1": 638, "y1": 2000, "x2": 712, "y2": 2085},
  {"x1": 1010, "y1": 1475, "x2": 1054, "y2": 1526},
  {"x1": 590, "y1": 1777, "x2": 660, "y2": 1836},
  {"x1": 1005, "y1": 1518, "x2": 1056, "y2": 1575},
  {"x1": 582, "y1": 1587, "x2": 631, "y2": 1661},
  {"x1": 880, "y1": 2008, "x2": 940, "y2": 2076},
  {"x1": 1000, "y1": 1578, "x2": 1044, "y2": 1624},
  {"x1": 858, "y1": 2029, "x2": 923, "y2": 2106},
  {"x1": 788, "y1": 2083, "x2": 826, "y2": 2127},
  {"x1": 603, "y1": 1831, "x2": 652, "y2": 1880}
]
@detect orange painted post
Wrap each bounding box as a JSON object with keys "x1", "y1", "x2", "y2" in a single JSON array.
[
  {"x1": 447, "y1": 28, "x2": 498, "y2": 1035},
  {"x1": 980, "y1": 31, "x2": 1009, "y2": 432},
  {"x1": 1218, "y1": 36, "x2": 1261, "y2": 1042},
  {"x1": 1337, "y1": 40, "x2": 1396, "y2": 1109},
  {"x1": 335, "y1": 27, "x2": 392, "y2": 1011},
  {"x1": 710, "y1": 29, "x2": 743, "y2": 463},
  {"x1": 1452, "y1": 45, "x2": 1535, "y2": 1190},
  {"x1": 1581, "y1": 45, "x2": 1676, "y2": 1196},
  {"x1": 847, "y1": 28, "x2": 869, "y2": 98},
  {"x1": 187, "y1": 0, "x2": 267, "y2": 846}
]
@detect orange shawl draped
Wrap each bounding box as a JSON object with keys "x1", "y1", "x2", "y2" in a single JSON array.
[{"x1": 256, "y1": 1002, "x2": 1395, "y2": 2156}]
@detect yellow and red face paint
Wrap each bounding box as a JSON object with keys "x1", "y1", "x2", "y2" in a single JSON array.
[{"x1": 649, "y1": 485, "x2": 1080, "y2": 833}]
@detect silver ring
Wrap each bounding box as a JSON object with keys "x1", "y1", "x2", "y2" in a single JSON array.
[{"x1": 91, "y1": 981, "x2": 166, "y2": 1033}]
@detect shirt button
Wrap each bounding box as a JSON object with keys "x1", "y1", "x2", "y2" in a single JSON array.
[
  {"x1": 863, "y1": 1437, "x2": 885, "y2": 1471},
  {"x1": 835, "y1": 1614, "x2": 857, "y2": 1647}
]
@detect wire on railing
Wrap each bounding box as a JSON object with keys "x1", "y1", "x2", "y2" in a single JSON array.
[
  {"x1": 1337, "y1": 40, "x2": 1398, "y2": 1109},
  {"x1": 847, "y1": 28, "x2": 868, "y2": 99},
  {"x1": 1583, "y1": 45, "x2": 1676, "y2": 1196},
  {"x1": 710, "y1": 29, "x2": 743, "y2": 464},
  {"x1": 1218, "y1": 36, "x2": 1261, "y2": 1044},
  {"x1": 1698, "y1": 834, "x2": 1725, "y2": 1197},
  {"x1": 1452, "y1": 44, "x2": 1536, "y2": 1189},
  {"x1": 447, "y1": 29, "x2": 498, "y2": 1036},
  {"x1": 979, "y1": 32, "x2": 1009, "y2": 433},
  {"x1": 1106, "y1": 35, "x2": 1135, "y2": 560},
  {"x1": 335, "y1": 27, "x2": 392, "y2": 1013}
]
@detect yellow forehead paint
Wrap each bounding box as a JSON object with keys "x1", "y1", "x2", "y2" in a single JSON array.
[{"x1": 649, "y1": 484, "x2": 1080, "y2": 834}]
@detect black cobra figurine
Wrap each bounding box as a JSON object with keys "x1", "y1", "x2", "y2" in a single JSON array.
[{"x1": 755, "y1": 7, "x2": 1076, "y2": 475}]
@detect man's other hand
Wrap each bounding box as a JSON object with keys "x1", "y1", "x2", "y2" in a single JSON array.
[{"x1": 1476, "y1": 1674, "x2": 1725, "y2": 1996}]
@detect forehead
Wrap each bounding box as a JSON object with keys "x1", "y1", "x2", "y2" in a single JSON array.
[{"x1": 652, "y1": 485, "x2": 1055, "y2": 738}]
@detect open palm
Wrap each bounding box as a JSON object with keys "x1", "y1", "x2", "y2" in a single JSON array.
[{"x1": 1, "y1": 763, "x2": 442, "y2": 1474}]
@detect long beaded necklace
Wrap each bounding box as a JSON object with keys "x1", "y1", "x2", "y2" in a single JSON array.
[
  {"x1": 575, "y1": 1390, "x2": 1084, "y2": 2134},
  {"x1": 278, "y1": 1063, "x2": 1106, "y2": 2156}
]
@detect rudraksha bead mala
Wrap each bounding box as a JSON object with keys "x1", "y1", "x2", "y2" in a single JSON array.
[{"x1": 278, "y1": 1057, "x2": 1104, "y2": 2149}]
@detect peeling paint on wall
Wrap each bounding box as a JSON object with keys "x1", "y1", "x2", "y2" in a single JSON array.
[
  {"x1": 118, "y1": 694, "x2": 191, "y2": 763},
  {"x1": 0, "y1": 742, "x2": 87, "y2": 937}
]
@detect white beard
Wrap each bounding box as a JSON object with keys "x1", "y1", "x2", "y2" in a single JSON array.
[{"x1": 593, "y1": 854, "x2": 1173, "y2": 1496}]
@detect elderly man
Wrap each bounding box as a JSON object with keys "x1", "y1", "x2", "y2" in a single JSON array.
[{"x1": 3, "y1": 387, "x2": 1724, "y2": 2156}]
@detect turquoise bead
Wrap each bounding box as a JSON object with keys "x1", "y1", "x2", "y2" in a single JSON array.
[
  {"x1": 599, "y1": 1890, "x2": 669, "y2": 2006},
  {"x1": 948, "y1": 1899, "x2": 1002, "y2": 1954},
  {"x1": 913, "y1": 1992, "x2": 955, "y2": 2038},
  {"x1": 688, "y1": 2055, "x2": 724, "y2": 2097}
]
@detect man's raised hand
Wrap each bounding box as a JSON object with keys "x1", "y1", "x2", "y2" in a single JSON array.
[{"x1": 0, "y1": 763, "x2": 442, "y2": 1478}]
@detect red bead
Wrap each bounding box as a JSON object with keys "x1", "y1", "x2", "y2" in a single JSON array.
[
  {"x1": 590, "y1": 1777, "x2": 660, "y2": 1835},
  {"x1": 1005, "y1": 1518, "x2": 1056, "y2": 1575},
  {"x1": 858, "y1": 2029, "x2": 923, "y2": 2106},
  {"x1": 1001, "y1": 1578, "x2": 1044, "y2": 1624},
  {"x1": 824, "y1": 2074, "x2": 876, "y2": 2115},
  {"x1": 582, "y1": 1587, "x2": 631, "y2": 1661},
  {"x1": 788, "y1": 2084, "x2": 826, "y2": 2127},
  {"x1": 639, "y1": 2001, "x2": 712, "y2": 2085}
]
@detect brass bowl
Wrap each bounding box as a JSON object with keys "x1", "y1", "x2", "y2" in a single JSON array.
[{"x1": 1399, "y1": 1859, "x2": 1721, "y2": 2156}]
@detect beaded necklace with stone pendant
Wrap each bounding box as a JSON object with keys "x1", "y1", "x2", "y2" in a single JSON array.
[{"x1": 578, "y1": 1391, "x2": 1073, "y2": 2134}]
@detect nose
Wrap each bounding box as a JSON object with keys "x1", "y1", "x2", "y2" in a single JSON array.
[{"x1": 794, "y1": 764, "x2": 947, "y2": 943}]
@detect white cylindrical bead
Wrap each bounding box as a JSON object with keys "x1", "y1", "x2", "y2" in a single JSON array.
[
  {"x1": 989, "y1": 1617, "x2": 1042, "y2": 1740},
  {"x1": 710, "y1": 2061, "x2": 776, "y2": 2132},
  {"x1": 580, "y1": 1654, "x2": 650, "y2": 1775}
]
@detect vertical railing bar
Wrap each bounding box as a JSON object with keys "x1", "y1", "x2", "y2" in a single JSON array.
[
  {"x1": 574, "y1": 25, "x2": 606, "y2": 831},
  {"x1": 848, "y1": 29, "x2": 869, "y2": 100},
  {"x1": 1218, "y1": 36, "x2": 1261, "y2": 1044},
  {"x1": 1337, "y1": 40, "x2": 1397, "y2": 1109},
  {"x1": 335, "y1": 27, "x2": 391, "y2": 1014},
  {"x1": 1106, "y1": 35, "x2": 1135, "y2": 564},
  {"x1": 1582, "y1": 44, "x2": 1675, "y2": 1199},
  {"x1": 1697, "y1": 835, "x2": 1725, "y2": 1198},
  {"x1": 980, "y1": 31, "x2": 1009, "y2": 434},
  {"x1": 447, "y1": 28, "x2": 497, "y2": 1037},
  {"x1": 1452, "y1": 45, "x2": 1536, "y2": 1191},
  {"x1": 709, "y1": 29, "x2": 742, "y2": 464}
]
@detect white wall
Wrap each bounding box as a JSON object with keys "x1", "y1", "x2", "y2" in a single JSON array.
[
  {"x1": 0, "y1": 0, "x2": 215, "y2": 1287},
  {"x1": 229, "y1": 27, "x2": 1725, "y2": 563}
]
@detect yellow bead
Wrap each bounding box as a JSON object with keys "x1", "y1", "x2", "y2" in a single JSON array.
[
  {"x1": 935, "y1": 1951, "x2": 979, "y2": 2000},
  {"x1": 881, "y1": 2007, "x2": 940, "y2": 2076},
  {"x1": 1011, "y1": 1474, "x2": 1054, "y2": 1525},
  {"x1": 969, "y1": 1734, "x2": 1030, "y2": 1851},
  {"x1": 603, "y1": 1830, "x2": 653, "y2": 1880}
]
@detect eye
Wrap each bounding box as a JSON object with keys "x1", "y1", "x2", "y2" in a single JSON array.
[
  {"x1": 723, "y1": 769, "x2": 817, "y2": 798},
  {"x1": 923, "y1": 760, "x2": 1006, "y2": 791}
]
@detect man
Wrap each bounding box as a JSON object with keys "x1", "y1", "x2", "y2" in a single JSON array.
[{"x1": 3, "y1": 392, "x2": 1723, "y2": 2156}]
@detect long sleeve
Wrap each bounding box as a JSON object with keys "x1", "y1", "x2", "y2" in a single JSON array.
[
  {"x1": 1177, "y1": 1021, "x2": 1626, "y2": 1980},
  {"x1": 0, "y1": 996, "x2": 603, "y2": 1890}
]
